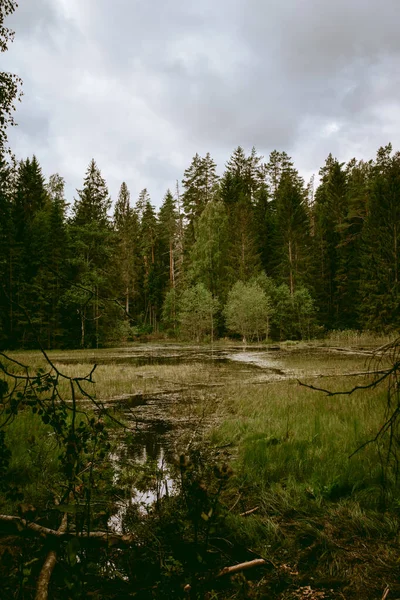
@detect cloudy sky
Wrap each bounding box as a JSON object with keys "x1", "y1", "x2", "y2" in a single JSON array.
[{"x1": 5, "y1": 0, "x2": 400, "y2": 208}]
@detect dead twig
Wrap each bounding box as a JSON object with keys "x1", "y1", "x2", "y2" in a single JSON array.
[{"x1": 240, "y1": 506, "x2": 259, "y2": 517}]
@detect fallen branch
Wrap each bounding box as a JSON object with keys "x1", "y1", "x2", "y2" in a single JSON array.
[
  {"x1": 0, "y1": 514, "x2": 136, "y2": 545},
  {"x1": 240, "y1": 506, "x2": 259, "y2": 517},
  {"x1": 217, "y1": 558, "x2": 266, "y2": 577},
  {"x1": 35, "y1": 513, "x2": 68, "y2": 600},
  {"x1": 382, "y1": 586, "x2": 390, "y2": 600}
]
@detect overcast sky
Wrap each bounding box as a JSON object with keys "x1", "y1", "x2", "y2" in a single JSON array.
[{"x1": 5, "y1": 0, "x2": 400, "y2": 208}]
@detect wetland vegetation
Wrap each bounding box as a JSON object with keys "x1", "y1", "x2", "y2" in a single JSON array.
[{"x1": 1, "y1": 339, "x2": 400, "y2": 599}]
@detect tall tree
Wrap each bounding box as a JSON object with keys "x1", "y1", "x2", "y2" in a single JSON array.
[
  {"x1": 68, "y1": 159, "x2": 113, "y2": 347},
  {"x1": 189, "y1": 199, "x2": 230, "y2": 301},
  {"x1": 359, "y1": 144, "x2": 400, "y2": 330},
  {"x1": 275, "y1": 170, "x2": 310, "y2": 295},
  {"x1": 158, "y1": 189, "x2": 179, "y2": 291},
  {"x1": 220, "y1": 147, "x2": 262, "y2": 282},
  {"x1": 138, "y1": 195, "x2": 161, "y2": 329},
  {"x1": 182, "y1": 152, "x2": 218, "y2": 244},
  {"x1": 113, "y1": 182, "x2": 140, "y2": 316},
  {"x1": 10, "y1": 157, "x2": 49, "y2": 346}
]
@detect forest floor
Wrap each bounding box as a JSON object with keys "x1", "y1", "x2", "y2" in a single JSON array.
[{"x1": 1, "y1": 337, "x2": 399, "y2": 598}]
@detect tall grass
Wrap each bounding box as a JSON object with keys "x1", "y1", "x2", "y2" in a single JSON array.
[
  {"x1": 325, "y1": 329, "x2": 396, "y2": 347},
  {"x1": 211, "y1": 377, "x2": 396, "y2": 509}
]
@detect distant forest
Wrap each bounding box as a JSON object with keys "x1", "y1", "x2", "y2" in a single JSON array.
[{"x1": 0, "y1": 142, "x2": 399, "y2": 348}]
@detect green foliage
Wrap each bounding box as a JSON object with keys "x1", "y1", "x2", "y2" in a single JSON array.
[
  {"x1": 189, "y1": 199, "x2": 230, "y2": 300},
  {"x1": 224, "y1": 280, "x2": 272, "y2": 342},
  {"x1": 178, "y1": 283, "x2": 219, "y2": 341},
  {"x1": 0, "y1": 0, "x2": 22, "y2": 156},
  {"x1": 270, "y1": 283, "x2": 317, "y2": 340}
]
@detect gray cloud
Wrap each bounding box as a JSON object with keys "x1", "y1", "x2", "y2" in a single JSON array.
[{"x1": 5, "y1": 0, "x2": 400, "y2": 206}]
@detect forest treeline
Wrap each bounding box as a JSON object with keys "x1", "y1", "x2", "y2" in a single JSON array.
[{"x1": 0, "y1": 143, "x2": 399, "y2": 348}]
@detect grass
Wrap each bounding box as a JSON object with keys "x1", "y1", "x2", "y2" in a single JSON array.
[
  {"x1": 2, "y1": 341, "x2": 400, "y2": 598},
  {"x1": 324, "y1": 329, "x2": 397, "y2": 347},
  {"x1": 0, "y1": 410, "x2": 61, "y2": 514},
  {"x1": 209, "y1": 373, "x2": 400, "y2": 598}
]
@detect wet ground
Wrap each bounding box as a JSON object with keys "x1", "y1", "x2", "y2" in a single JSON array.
[{"x1": 55, "y1": 342, "x2": 375, "y2": 530}]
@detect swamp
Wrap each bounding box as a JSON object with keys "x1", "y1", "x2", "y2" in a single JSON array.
[{"x1": 1, "y1": 339, "x2": 399, "y2": 599}]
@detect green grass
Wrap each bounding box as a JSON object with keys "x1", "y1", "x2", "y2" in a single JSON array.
[
  {"x1": 209, "y1": 373, "x2": 400, "y2": 598},
  {"x1": 0, "y1": 410, "x2": 61, "y2": 514}
]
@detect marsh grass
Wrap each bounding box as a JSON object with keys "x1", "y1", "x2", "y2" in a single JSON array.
[
  {"x1": 210, "y1": 374, "x2": 400, "y2": 598},
  {"x1": 212, "y1": 377, "x2": 393, "y2": 505},
  {"x1": 324, "y1": 329, "x2": 396, "y2": 347},
  {"x1": 4, "y1": 344, "x2": 400, "y2": 597}
]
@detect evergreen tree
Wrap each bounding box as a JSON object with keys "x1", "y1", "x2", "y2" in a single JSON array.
[
  {"x1": 182, "y1": 152, "x2": 218, "y2": 245},
  {"x1": 113, "y1": 182, "x2": 140, "y2": 316},
  {"x1": 139, "y1": 196, "x2": 161, "y2": 330},
  {"x1": 0, "y1": 155, "x2": 15, "y2": 345},
  {"x1": 359, "y1": 144, "x2": 400, "y2": 330},
  {"x1": 220, "y1": 147, "x2": 262, "y2": 282},
  {"x1": 275, "y1": 170, "x2": 310, "y2": 295},
  {"x1": 67, "y1": 159, "x2": 113, "y2": 347},
  {"x1": 10, "y1": 156, "x2": 49, "y2": 346},
  {"x1": 158, "y1": 189, "x2": 179, "y2": 291}
]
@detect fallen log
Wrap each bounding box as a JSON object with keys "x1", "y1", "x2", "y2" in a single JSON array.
[{"x1": 0, "y1": 514, "x2": 136, "y2": 545}]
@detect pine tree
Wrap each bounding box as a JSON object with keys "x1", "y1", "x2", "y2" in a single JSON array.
[
  {"x1": 113, "y1": 182, "x2": 140, "y2": 317},
  {"x1": 220, "y1": 147, "x2": 262, "y2": 282},
  {"x1": 68, "y1": 159, "x2": 113, "y2": 347},
  {"x1": 158, "y1": 189, "x2": 179, "y2": 290},
  {"x1": 0, "y1": 155, "x2": 15, "y2": 345},
  {"x1": 359, "y1": 144, "x2": 400, "y2": 330},
  {"x1": 139, "y1": 196, "x2": 161, "y2": 330},
  {"x1": 274, "y1": 170, "x2": 310, "y2": 295},
  {"x1": 10, "y1": 157, "x2": 49, "y2": 346},
  {"x1": 182, "y1": 152, "x2": 218, "y2": 244}
]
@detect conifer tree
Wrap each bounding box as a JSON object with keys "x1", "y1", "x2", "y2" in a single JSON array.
[
  {"x1": 139, "y1": 196, "x2": 161, "y2": 329},
  {"x1": 113, "y1": 182, "x2": 140, "y2": 316},
  {"x1": 182, "y1": 152, "x2": 218, "y2": 244},
  {"x1": 359, "y1": 144, "x2": 400, "y2": 330},
  {"x1": 158, "y1": 189, "x2": 179, "y2": 290},
  {"x1": 68, "y1": 159, "x2": 113, "y2": 347},
  {"x1": 10, "y1": 157, "x2": 49, "y2": 345},
  {"x1": 275, "y1": 170, "x2": 310, "y2": 295},
  {"x1": 220, "y1": 147, "x2": 262, "y2": 282}
]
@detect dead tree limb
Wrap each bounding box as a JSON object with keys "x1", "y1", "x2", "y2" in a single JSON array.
[
  {"x1": 35, "y1": 512, "x2": 68, "y2": 600},
  {"x1": 0, "y1": 514, "x2": 136, "y2": 545}
]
